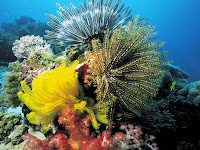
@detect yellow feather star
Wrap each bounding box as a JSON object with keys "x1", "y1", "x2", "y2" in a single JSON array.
[{"x1": 18, "y1": 60, "x2": 102, "y2": 129}]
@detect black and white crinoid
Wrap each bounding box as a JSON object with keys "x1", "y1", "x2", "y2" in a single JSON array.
[{"x1": 45, "y1": 0, "x2": 132, "y2": 46}]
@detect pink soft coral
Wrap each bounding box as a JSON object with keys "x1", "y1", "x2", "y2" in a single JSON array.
[
  {"x1": 113, "y1": 124, "x2": 158, "y2": 150},
  {"x1": 22, "y1": 133, "x2": 71, "y2": 150}
]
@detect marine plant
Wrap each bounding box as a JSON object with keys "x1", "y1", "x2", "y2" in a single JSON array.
[
  {"x1": 17, "y1": 61, "x2": 108, "y2": 129},
  {"x1": 45, "y1": 0, "x2": 132, "y2": 46},
  {"x1": 3, "y1": 61, "x2": 23, "y2": 108},
  {"x1": 85, "y1": 15, "x2": 169, "y2": 120}
]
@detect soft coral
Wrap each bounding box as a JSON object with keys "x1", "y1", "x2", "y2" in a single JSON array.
[
  {"x1": 22, "y1": 133, "x2": 71, "y2": 150},
  {"x1": 58, "y1": 107, "x2": 114, "y2": 150}
]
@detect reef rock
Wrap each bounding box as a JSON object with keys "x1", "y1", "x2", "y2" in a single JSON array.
[{"x1": 177, "y1": 80, "x2": 200, "y2": 107}]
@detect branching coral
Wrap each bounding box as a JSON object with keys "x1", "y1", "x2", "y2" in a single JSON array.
[
  {"x1": 86, "y1": 15, "x2": 170, "y2": 118},
  {"x1": 45, "y1": 0, "x2": 132, "y2": 46},
  {"x1": 12, "y1": 35, "x2": 51, "y2": 59}
]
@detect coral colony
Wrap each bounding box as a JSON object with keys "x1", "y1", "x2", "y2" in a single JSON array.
[{"x1": 1, "y1": 0, "x2": 178, "y2": 149}]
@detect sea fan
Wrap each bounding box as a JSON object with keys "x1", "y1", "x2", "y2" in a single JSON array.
[
  {"x1": 45, "y1": 0, "x2": 132, "y2": 46},
  {"x1": 86, "y1": 15, "x2": 169, "y2": 117}
]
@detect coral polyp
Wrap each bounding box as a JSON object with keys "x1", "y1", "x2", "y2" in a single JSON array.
[
  {"x1": 86, "y1": 15, "x2": 169, "y2": 117},
  {"x1": 45, "y1": 0, "x2": 132, "y2": 46}
]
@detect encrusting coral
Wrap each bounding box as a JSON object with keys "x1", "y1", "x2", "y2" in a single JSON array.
[
  {"x1": 18, "y1": 60, "x2": 107, "y2": 130},
  {"x1": 85, "y1": 15, "x2": 170, "y2": 120}
]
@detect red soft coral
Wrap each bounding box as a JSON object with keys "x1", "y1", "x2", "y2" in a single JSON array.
[
  {"x1": 58, "y1": 107, "x2": 92, "y2": 149},
  {"x1": 97, "y1": 131, "x2": 114, "y2": 149},
  {"x1": 22, "y1": 109, "x2": 158, "y2": 150},
  {"x1": 22, "y1": 133, "x2": 72, "y2": 150},
  {"x1": 58, "y1": 107, "x2": 114, "y2": 150},
  {"x1": 81, "y1": 139, "x2": 102, "y2": 150},
  {"x1": 49, "y1": 134, "x2": 69, "y2": 150},
  {"x1": 22, "y1": 134, "x2": 52, "y2": 150}
]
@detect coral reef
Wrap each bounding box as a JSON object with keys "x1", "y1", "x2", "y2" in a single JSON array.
[
  {"x1": 1, "y1": 16, "x2": 50, "y2": 38},
  {"x1": 3, "y1": 61, "x2": 23, "y2": 108},
  {"x1": 112, "y1": 124, "x2": 158, "y2": 150},
  {"x1": 45, "y1": 0, "x2": 132, "y2": 46},
  {"x1": 117, "y1": 77, "x2": 200, "y2": 150},
  {"x1": 12, "y1": 35, "x2": 51, "y2": 59},
  {"x1": 177, "y1": 80, "x2": 200, "y2": 107},
  {"x1": 158, "y1": 64, "x2": 189, "y2": 98},
  {"x1": 0, "y1": 123, "x2": 48, "y2": 150},
  {"x1": 21, "y1": 108, "x2": 158, "y2": 150},
  {"x1": 0, "y1": 16, "x2": 52, "y2": 62},
  {"x1": 2, "y1": 0, "x2": 199, "y2": 149},
  {"x1": 0, "y1": 32, "x2": 17, "y2": 62},
  {"x1": 0, "y1": 66, "x2": 10, "y2": 111},
  {"x1": 85, "y1": 16, "x2": 169, "y2": 120},
  {"x1": 18, "y1": 61, "x2": 82, "y2": 129},
  {"x1": 18, "y1": 61, "x2": 105, "y2": 129},
  {"x1": 0, "y1": 112, "x2": 22, "y2": 143}
]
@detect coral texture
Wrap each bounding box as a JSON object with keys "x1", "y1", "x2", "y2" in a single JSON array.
[
  {"x1": 21, "y1": 109, "x2": 158, "y2": 150},
  {"x1": 86, "y1": 16, "x2": 169, "y2": 118},
  {"x1": 112, "y1": 124, "x2": 158, "y2": 150},
  {"x1": 0, "y1": 66, "x2": 10, "y2": 111},
  {"x1": 0, "y1": 112, "x2": 22, "y2": 143},
  {"x1": 0, "y1": 16, "x2": 51, "y2": 62},
  {"x1": 45, "y1": 0, "x2": 132, "y2": 46},
  {"x1": 22, "y1": 108, "x2": 113, "y2": 150},
  {"x1": 177, "y1": 80, "x2": 200, "y2": 106},
  {"x1": 12, "y1": 35, "x2": 51, "y2": 59},
  {"x1": 3, "y1": 61, "x2": 23, "y2": 108}
]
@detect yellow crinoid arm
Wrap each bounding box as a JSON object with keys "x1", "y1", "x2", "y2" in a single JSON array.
[{"x1": 18, "y1": 60, "x2": 81, "y2": 129}]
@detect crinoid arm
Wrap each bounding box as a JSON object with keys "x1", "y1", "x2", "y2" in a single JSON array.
[
  {"x1": 45, "y1": 0, "x2": 132, "y2": 47},
  {"x1": 86, "y1": 15, "x2": 170, "y2": 118}
]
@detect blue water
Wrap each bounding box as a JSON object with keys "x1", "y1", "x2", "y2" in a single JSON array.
[{"x1": 0, "y1": 0, "x2": 200, "y2": 82}]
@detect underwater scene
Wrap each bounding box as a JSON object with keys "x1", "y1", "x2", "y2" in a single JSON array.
[{"x1": 0, "y1": 0, "x2": 200, "y2": 149}]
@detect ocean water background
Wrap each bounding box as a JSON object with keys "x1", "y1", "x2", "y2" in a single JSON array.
[{"x1": 0, "y1": 0, "x2": 200, "y2": 83}]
